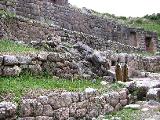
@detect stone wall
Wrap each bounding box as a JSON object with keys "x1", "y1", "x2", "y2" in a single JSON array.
[
  {"x1": 0, "y1": 88, "x2": 129, "y2": 120},
  {"x1": 0, "y1": 51, "x2": 160, "y2": 78},
  {"x1": 141, "y1": 56, "x2": 160, "y2": 72},
  {"x1": 0, "y1": 52, "x2": 80, "y2": 79},
  {"x1": 0, "y1": 0, "x2": 158, "y2": 52},
  {"x1": 0, "y1": 17, "x2": 143, "y2": 53}
]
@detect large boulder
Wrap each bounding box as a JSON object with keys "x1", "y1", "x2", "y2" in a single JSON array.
[
  {"x1": 133, "y1": 78, "x2": 160, "y2": 100},
  {"x1": 73, "y1": 42, "x2": 93, "y2": 56}
]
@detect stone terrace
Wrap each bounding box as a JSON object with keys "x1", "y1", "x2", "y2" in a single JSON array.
[{"x1": 0, "y1": 0, "x2": 159, "y2": 52}]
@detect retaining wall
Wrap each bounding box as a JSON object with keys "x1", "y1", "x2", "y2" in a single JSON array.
[
  {"x1": 0, "y1": 17, "x2": 143, "y2": 53},
  {"x1": 0, "y1": 0, "x2": 158, "y2": 52},
  {"x1": 0, "y1": 88, "x2": 129, "y2": 120},
  {"x1": 0, "y1": 52, "x2": 160, "y2": 78}
]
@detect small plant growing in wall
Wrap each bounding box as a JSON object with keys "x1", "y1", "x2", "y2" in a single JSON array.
[{"x1": 0, "y1": 10, "x2": 16, "y2": 20}]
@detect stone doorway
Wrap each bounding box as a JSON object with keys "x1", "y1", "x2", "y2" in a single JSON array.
[
  {"x1": 145, "y1": 37, "x2": 154, "y2": 52},
  {"x1": 111, "y1": 60, "x2": 116, "y2": 66},
  {"x1": 129, "y1": 32, "x2": 137, "y2": 47}
]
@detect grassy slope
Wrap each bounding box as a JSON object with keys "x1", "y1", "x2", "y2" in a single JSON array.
[
  {"x1": 0, "y1": 39, "x2": 38, "y2": 54},
  {"x1": 0, "y1": 72, "x2": 124, "y2": 102}
]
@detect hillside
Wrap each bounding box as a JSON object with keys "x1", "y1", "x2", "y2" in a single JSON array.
[{"x1": 92, "y1": 11, "x2": 160, "y2": 40}]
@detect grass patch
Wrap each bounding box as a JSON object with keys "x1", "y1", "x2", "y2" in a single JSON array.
[
  {"x1": 106, "y1": 108, "x2": 141, "y2": 120},
  {"x1": 0, "y1": 72, "x2": 101, "y2": 102},
  {"x1": 0, "y1": 39, "x2": 38, "y2": 54},
  {"x1": 0, "y1": 72, "x2": 125, "y2": 103},
  {"x1": 0, "y1": 9, "x2": 16, "y2": 19},
  {"x1": 130, "y1": 20, "x2": 160, "y2": 39}
]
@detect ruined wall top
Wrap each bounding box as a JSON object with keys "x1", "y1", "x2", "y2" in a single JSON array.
[{"x1": 49, "y1": 0, "x2": 68, "y2": 6}]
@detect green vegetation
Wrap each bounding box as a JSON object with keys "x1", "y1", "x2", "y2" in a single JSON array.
[
  {"x1": 92, "y1": 11, "x2": 160, "y2": 40},
  {"x1": 106, "y1": 108, "x2": 140, "y2": 120},
  {"x1": 128, "y1": 18, "x2": 160, "y2": 39},
  {"x1": 0, "y1": 72, "x2": 99, "y2": 102},
  {"x1": 0, "y1": 71, "x2": 125, "y2": 102},
  {"x1": 144, "y1": 13, "x2": 160, "y2": 22},
  {"x1": 0, "y1": 9, "x2": 16, "y2": 19},
  {"x1": 0, "y1": 39, "x2": 38, "y2": 53}
]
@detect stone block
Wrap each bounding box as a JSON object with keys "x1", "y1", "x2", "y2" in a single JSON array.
[
  {"x1": 43, "y1": 105, "x2": 53, "y2": 116},
  {"x1": 48, "y1": 92, "x2": 72, "y2": 109},
  {"x1": 17, "y1": 56, "x2": 32, "y2": 65},
  {"x1": 53, "y1": 107, "x2": 69, "y2": 120},
  {"x1": 3, "y1": 66, "x2": 21, "y2": 76},
  {"x1": 4, "y1": 55, "x2": 19, "y2": 66}
]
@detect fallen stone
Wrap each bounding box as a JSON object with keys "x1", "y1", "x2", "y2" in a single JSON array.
[
  {"x1": 124, "y1": 104, "x2": 141, "y2": 110},
  {"x1": 111, "y1": 117, "x2": 122, "y2": 120},
  {"x1": 84, "y1": 88, "x2": 97, "y2": 98},
  {"x1": 100, "y1": 81, "x2": 108, "y2": 85},
  {"x1": 73, "y1": 42, "x2": 93, "y2": 55},
  {"x1": 133, "y1": 78, "x2": 160, "y2": 100},
  {"x1": 146, "y1": 88, "x2": 160, "y2": 102},
  {"x1": 103, "y1": 76, "x2": 114, "y2": 83},
  {"x1": 141, "y1": 108, "x2": 149, "y2": 112},
  {"x1": 142, "y1": 100, "x2": 160, "y2": 110}
]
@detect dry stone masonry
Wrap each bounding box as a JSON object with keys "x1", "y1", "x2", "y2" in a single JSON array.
[
  {"x1": 0, "y1": 49, "x2": 159, "y2": 78},
  {"x1": 0, "y1": 88, "x2": 129, "y2": 120},
  {"x1": 0, "y1": 0, "x2": 159, "y2": 53},
  {"x1": 0, "y1": 0, "x2": 160, "y2": 119}
]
